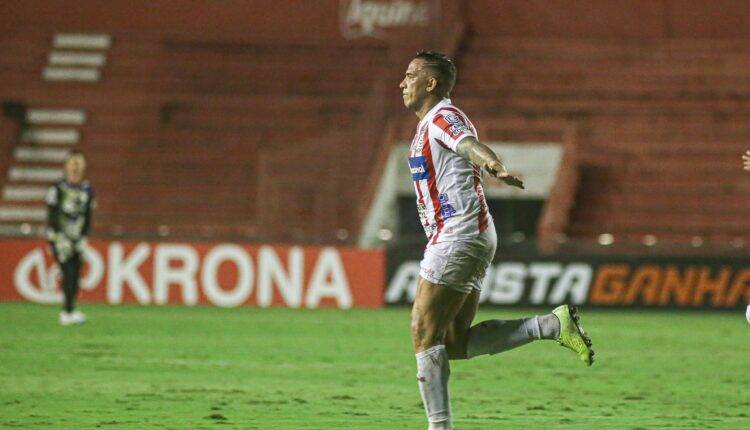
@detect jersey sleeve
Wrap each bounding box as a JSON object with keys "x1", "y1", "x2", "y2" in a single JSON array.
[
  {"x1": 45, "y1": 184, "x2": 60, "y2": 237},
  {"x1": 82, "y1": 186, "x2": 95, "y2": 236},
  {"x1": 430, "y1": 109, "x2": 477, "y2": 152}
]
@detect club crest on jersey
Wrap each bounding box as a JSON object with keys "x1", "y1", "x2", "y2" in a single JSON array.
[
  {"x1": 438, "y1": 193, "x2": 457, "y2": 219},
  {"x1": 443, "y1": 113, "x2": 471, "y2": 138},
  {"x1": 408, "y1": 156, "x2": 430, "y2": 181}
]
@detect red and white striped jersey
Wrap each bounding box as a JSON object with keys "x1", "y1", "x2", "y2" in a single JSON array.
[{"x1": 407, "y1": 98, "x2": 491, "y2": 244}]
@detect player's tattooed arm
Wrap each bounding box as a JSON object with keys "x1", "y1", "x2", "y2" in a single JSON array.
[{"x1": 456, "y1": 137, "x2": 525, "y2": 189}]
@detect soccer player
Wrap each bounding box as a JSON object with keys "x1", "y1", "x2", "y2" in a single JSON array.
[
  {"x1": 400, "y1": 51, "x2": 594, "y2": 430},
  {"x1": 46, "y1": 151, "x2": 95, "y2": 325}
]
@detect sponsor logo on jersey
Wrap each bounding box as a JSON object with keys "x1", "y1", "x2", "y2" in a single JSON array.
[
  {"x1": 443, "y1": 113, "x2": 472, "y2": 138},
  {"x1": 438, "y1": 193, "x2": 456, "y2": 219},
  {"x1": 416, "y1": 203, "x2": 428, "y2": 226},
  {"x1": 408, "y1": 156, "x2": 430, "y2": 181}
]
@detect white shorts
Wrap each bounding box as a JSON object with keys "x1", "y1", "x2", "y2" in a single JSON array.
[{"x1": 419, "y1": 225, "x2": 497, "y2": 294}]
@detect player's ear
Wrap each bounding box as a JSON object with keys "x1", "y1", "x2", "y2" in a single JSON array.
[{"x1": 426, "y1": 77, "x2": 438, "y2": 93}]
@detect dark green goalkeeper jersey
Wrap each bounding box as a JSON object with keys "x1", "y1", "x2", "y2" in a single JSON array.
[{"x1": 45, "y1": 180, "x2": 95, "y2": 241}]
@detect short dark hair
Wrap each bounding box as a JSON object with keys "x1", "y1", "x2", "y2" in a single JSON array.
[
  {"x1": 414, "y1": 51, "x2": 457, "y2": 97},
  {"x1": 66, "y1": 150, "x2": 84, "y2": 160}
]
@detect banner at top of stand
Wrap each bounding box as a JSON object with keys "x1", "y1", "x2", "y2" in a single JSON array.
[
  {"x1": 340, "y1": 0, "x2": 440, "y2": 41},
  {"x1": 0, "y1": 239, "x2": 384, "y2": 309}
]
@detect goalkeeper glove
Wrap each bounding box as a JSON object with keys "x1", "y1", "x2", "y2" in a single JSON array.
[{"x1": 53, "y1": 235, "x2": 73, "y2": 263}]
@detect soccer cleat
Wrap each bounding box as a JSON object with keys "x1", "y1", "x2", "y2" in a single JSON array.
[
  {"x1": 69, "y1": 310, "x2": 87, "y2": 325},
  {"x1": 552, "y1": 305, "x2": 594, "y2": 366},
  {"x1": 59, "y1": 312, "x2": 73, "y2": 326},
  {"x1": 60, "y1": 310, "x2": 86, "y2": 326}
]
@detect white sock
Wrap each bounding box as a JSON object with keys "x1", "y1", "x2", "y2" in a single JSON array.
[
  {"x1": 416, "y1": 345, "x2": 452, "y2": 429},
  {"x1": 429, "y1": 420, "x2": 452, "y2": 430},
  {"x1": 537, "y1": 313, "x2": 561, "y2": 340},
  {"x1": 466, "y1": 317, "x2": 542, "y2": 358}
]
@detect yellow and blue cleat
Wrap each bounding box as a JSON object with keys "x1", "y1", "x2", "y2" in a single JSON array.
[{"x1": 552, "y1": 305, "x2": 594, "y2": 366}]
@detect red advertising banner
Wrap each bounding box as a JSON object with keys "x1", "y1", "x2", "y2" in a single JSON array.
[{"x1": 0, "y1": 239, "x2": 384, "y2": 309}]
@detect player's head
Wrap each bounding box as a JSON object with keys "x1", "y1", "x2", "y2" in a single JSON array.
[
  {"x1": 399, "y1": 51, "x2": 457, "y2": 110},
  {"x1": 64, "y1": 150, "x2": 86, "y2": 183}
]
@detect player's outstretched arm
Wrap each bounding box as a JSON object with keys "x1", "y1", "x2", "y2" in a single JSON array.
[
  {"x1": 456, "y1": 137, "x2": 525, "y2": 189},
  {"x1": 743, "y1": 150, "x2": 750, "y2": 171}
]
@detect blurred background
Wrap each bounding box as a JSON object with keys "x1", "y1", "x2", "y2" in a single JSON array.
[{"x1": 1, "y1": 0, "x2": 749, "y2": 310}]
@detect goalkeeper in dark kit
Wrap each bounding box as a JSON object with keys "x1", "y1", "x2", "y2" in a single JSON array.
[{"x1": 46, "y1": 150, "x2": 95, "y2": 325}]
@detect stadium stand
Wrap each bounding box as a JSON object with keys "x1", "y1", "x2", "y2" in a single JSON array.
[
  {"x1": 0, "y1": 31, "x2": 390, "y2": 241},
  {"x1": 439, "y1": 38, "x2": 750, "y2": 249},
  {"x1": 1, "y1": 2, "x2": 749, "y2": 251}
]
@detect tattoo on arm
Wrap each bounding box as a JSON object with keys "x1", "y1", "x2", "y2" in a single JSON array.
[{"x1": 456, "y1": 137, "x2": 502, "y2": 169}]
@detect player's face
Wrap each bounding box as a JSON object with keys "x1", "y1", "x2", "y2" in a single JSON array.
[
  {"x1": 65, "y1": 155, "x2": 86, "y2": 183},
  {"x1": 399, "y1": 59, "x2": 432, "y2": 110}
]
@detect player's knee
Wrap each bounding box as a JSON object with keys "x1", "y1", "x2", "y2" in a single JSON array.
[
  {"x1": 411, "y1": 314, "x2": 441, "y2": 350},
  {"x1": 410, "y1": 317, "x2": 420, "y2": 340},
  {"x1": 410, "y1": 314, "x2": 427, "y2": 344}
]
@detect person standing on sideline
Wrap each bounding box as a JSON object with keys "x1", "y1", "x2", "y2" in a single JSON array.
[
  {"x1": 400, "y1": 51, "x2": 594, "y2": 430},
  {"x1": 46, "y1": 150, "x2": 95, "y2": 325}
]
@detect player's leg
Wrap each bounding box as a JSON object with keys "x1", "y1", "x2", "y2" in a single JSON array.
[
  {"x1": 441, "y1": 228, "x2": 592, "y2": 363},
  {"x1": 444, "y1": 288, "x2": 480, "y2": 359},
  {"x1": 438, "y1": 230, "x2": 543, "y2": 360},
  {"x1": 457, "y1": 258, "x2": 593, "y2": 364},
  {"x1": 51, "y1": 243, "x2": 84, "y2": 325},
  {"x1": 411, "y1": 277, "x2": 468, "y2": 351},
  {"x1": 444, "y1": 290, "x2": 593, "y2": 365},
  {"x1": 441, "y1": 272, "x2": 560, "y2": 360},
  {"x1": 464, "y1": 309, "x2": 560, "y2": 358},
  {"x1": 411, "y1": 276, "x2": 467, "y2": 430},
  {"x1": 61, "y1": 253, "x2": 81, "y2": 313}
]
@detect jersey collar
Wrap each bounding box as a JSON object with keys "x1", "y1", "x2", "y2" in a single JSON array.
[{"x1": 418, "y1": 98, "x2": 451, "y2": 128}]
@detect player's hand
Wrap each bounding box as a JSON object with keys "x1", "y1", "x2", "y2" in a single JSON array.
[
  {"x1": 75, "y1": 237, "x2": 89, "y2": 254},
  {"x1": 486, "y1": 161, "x2": 524, "y2": 189},
  {"x1": 743, "y1": 150, "x2": 750, "y2": 171},
  {"x1": 53, "y1": 235, "x2": 73, "y2": 263}
]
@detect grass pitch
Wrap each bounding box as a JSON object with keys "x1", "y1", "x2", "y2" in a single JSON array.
[{"x1": 1, "y1": 303, "x2": 749, "y2": 429}]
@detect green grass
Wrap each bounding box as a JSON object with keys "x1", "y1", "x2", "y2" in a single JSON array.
[{"x1": 1, "y1": 303, "x2": 749, "y2": 429}]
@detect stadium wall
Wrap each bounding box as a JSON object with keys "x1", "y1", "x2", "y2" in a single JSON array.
[
  {"x1": 467, "y1": 0, "x2": 750, "y2": 38},
  {"x1": 0, "y1": 0, "x2": 454, "y2": 46},
  {"x1": 0, "y1": 239, "x2": 384, "y2": 309},
  {"x1": 7, "y1": 1, "x2": 750, "y2": 45},
  {"x1": 0, "y1": 0, "x2": 348, "y2": 44}
]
